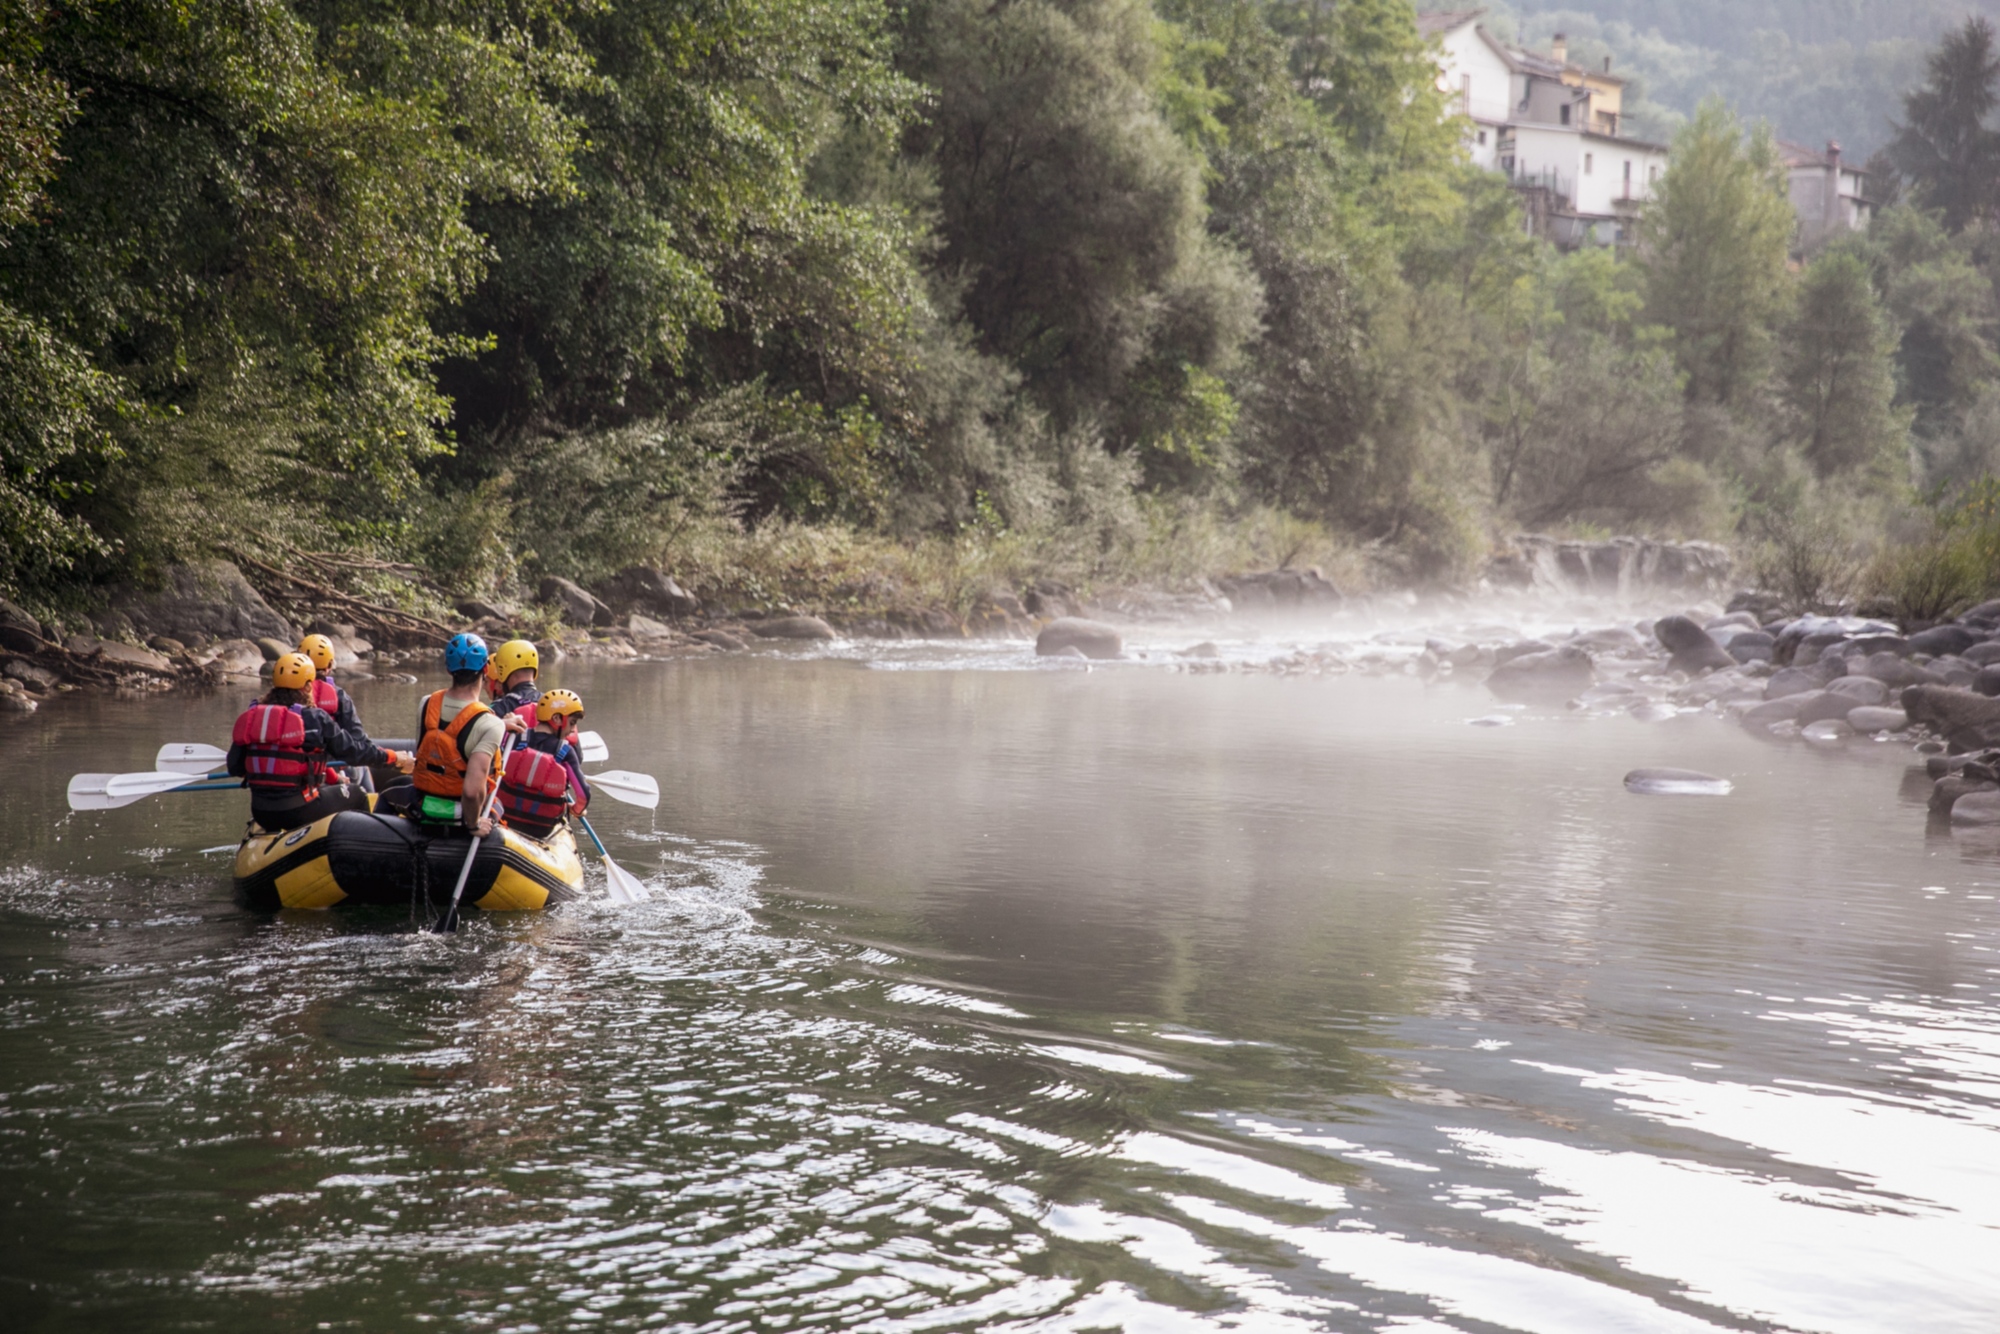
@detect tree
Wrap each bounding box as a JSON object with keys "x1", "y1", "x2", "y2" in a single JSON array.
[
  {"x1": 1890, "y1": 16, "x2": 2000, "y2": 233},
  {"x1": 1779, "y1": 250, "x2": 1909, "y2": 479},
  {"x1": 1640, "y1": 98, "x2": 1796, "y2": 407}
]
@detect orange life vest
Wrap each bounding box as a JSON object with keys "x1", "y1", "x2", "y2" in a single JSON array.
[{"x1": 412, "y1": 691, "x2": 495, "y2": 799}]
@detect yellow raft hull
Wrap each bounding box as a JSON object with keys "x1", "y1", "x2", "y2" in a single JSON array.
[{"x1": 233, "y1": 808, "x2": 584, "y2": 912}]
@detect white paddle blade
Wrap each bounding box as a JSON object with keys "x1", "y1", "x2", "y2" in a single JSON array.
[
  {"x1": 104, "y1": 769, "x2": 208, "y2": 799},
  {"x1": 601, "y1": 856, "x2": 651, "y2": 904},
  {"x1": 589, "y1": 770, "x2": 658, "y2": 810},
  {"x1": 577, "y1": 730, "x2": 609, "y2": 764},
  {"x1": 157, "y1": 742, "x2": 228, "y2": 775},
  {"x1": 68, "y1": 774, "x2": 115, "y2": 810}
]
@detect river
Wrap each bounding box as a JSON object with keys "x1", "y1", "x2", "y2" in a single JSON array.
[{"x1": 4, "y1": 628, "x2": 1999, "y2": 1332}]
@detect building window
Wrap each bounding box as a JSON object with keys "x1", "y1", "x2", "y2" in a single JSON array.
[
  {"x1": 1624, "y1": 160, "x2": 1632, "y2": 181},
  {"x1": 1560, "y1": 103, "x2": 1572, "y2": 126},
  {"x1": 1585, "y1": 152, "x2": 1593, "y2": 174},
  {"x1": 1477, "y1": 130, "x2": 1488, "y2": 145},
  {"x1": 1649, "y1": 164, "x2": 1660, "y2": 183}
]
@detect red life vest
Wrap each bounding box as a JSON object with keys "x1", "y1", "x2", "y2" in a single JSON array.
[
  {"x1": 231, "y1": 703, "x2": 325, "y2": 797},
  {"x1": 310, "y1": 678, "x2": 339, "y2": 714},
  {"x1": 499, "y1": 748, "x2": 570, "y2": 832}
]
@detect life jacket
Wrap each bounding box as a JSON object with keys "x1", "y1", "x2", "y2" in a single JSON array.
[
  {"x1": 412, "y1": 691, "x2": 494, "y2": 800},
  {"x1": 493, "y1": 686, "x2": 538, "y2": 731},
  {"x1": 310, "y1": 677, "x2": 340, "y2": 715},
  {"x1": 231, "y1": 703, "x2": 326, "y2": 798},
  {"x1": 499, "y1": 747, "x2": 570, "y2": 833}
]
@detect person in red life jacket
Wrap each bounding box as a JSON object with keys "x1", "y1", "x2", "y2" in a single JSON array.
[
  {"x1": 225, "y1": 653, "x2": 398, "y2": 831},
  {"x1": 497, "y1": 689, "x2": 593, "y2": 839},
  {"x1": 298, "y1": 633, "x2": 413, "y2": 790},
  {"x1": 484, "y1": 639, "x2": 542, "y2": 728},
  {"x1": 389, "y1": 634, "x2": 527, "y2": 836}
]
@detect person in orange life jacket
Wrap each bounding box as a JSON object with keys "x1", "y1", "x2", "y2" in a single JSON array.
[
  {"x1": 298, "y1": 634, "x2": 413, "y2": 791},
  {"x1": 484, "y1": 639, "x2": 542, "y2": 728},
  {"x1": 225, "y1": 653, "x2": 396, "y2": 831},
  {"x1": 499, "y1": 689, "x2": 591, "y2": 838},
  {"x1": 391, "y1": 633, "x2": 528, "y2": 837}
]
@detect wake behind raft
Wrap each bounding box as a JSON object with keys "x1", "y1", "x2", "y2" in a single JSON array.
[{"x1": 233, "y1": 804, "x2": 584, "y2": 912}]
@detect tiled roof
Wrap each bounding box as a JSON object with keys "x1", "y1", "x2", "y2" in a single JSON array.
[
  {"x1": 1778, "y1": 139, "x2": 1872, "y2": 174},
  {"x1": 1416, "y1": 8, "x2": 1484, "y2": 36}
]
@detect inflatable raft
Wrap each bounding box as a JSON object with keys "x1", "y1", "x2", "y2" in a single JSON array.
[{"x1": 233, "y1": 808, "x2": 584, "y2": 912}]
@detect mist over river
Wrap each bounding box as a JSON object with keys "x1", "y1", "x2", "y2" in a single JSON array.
[{"x1": 5, "y1": 622, "x2": 2000, "y2": 1333}]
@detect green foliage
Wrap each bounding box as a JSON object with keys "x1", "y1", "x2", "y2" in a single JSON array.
[
  {"x1": 1891, "y1": 17, "x2": 2000, "y2": 232},
  {"x1": 1779, "y1": 249, "x2": 1909, "y2": 478},
  {"x1": 1640, "y1": 99, "x2": 1797, "y2": 407}
]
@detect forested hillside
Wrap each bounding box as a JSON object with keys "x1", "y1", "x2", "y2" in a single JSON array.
[
  {"x1": 5, "y1": 0, "x2": 2000, "y2": 623},
  {"x1": 1468, "y1": 1, "x2": 2000, "y2": 155}
]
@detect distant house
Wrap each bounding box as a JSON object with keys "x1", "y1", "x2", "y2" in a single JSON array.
[
  {"x1": 1421, "y1": 10, "x2": 1671, "y2": 248},
  {"x1": 1780, "y1": 140, "x2": 1875, "y2": 251}
]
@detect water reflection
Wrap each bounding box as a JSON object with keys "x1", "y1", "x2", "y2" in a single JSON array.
[{"x1": 2, "y1": 660, "x2": 1998, "y2": 1330}]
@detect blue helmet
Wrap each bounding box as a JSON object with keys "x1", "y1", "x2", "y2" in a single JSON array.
[{"x1": 445, "y1": 632, "x2": 489, "y2": 674}]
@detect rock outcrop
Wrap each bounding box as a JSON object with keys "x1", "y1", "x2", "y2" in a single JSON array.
[
  {"x1": 539, "y1": 576, "x2": 615, "y2": 628},
  {"x1": 1036, "y1": 617, "x2": 1123, "y2": 660},
  {"x1": 108, "y1": 561, "x2": 295, "y2": 645}
]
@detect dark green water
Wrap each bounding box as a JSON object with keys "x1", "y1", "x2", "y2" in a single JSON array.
[{"x1": 4, "y1": 653, "x2": 1998, "y2": 1332}]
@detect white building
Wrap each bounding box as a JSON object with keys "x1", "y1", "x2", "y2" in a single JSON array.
[
  {"x1": 1421, "y1": 10, "x2": 1671, "y2": 248},
  {"x1": 1780, "y1": 140, "x2": 1875, "y2": 251}
]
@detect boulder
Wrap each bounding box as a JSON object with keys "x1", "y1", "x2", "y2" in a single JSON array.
[
  {"x1": 208, "y1": 639, "x2": 267, "y2": 675},
  {"x1": 1653, "y1": 614, "x2": 1735, "y2": 674},
  {"x1": 1826, "y1": 676, "x2": 1890, "y2": 706},
  {"x1": 93, "y1": 641, "x2": 174, "y2": 673},
  {"x1": 1907, "y1": 624, "x2": 1981, "y2": 658},
  {"x1": 1485, "y1": 644, "x2": 1595, "y2": 701},
  {"x1": 1860, "y1": 652, "x2": 1931, "y2": 689},
  {"x1": 1933, "y1": 657, "x2": 1980, "y2": 689},
  {"x1": 255, "y1": 637, "x2": 290, "y2": 661},
  {"x1": 0, "y1": 599, "x2": 44, "y2": 653},
  {"x1": 1742, "y1": 695, "x2": 1810, "y2": 731},
  {"x1": 108, "y1": 560, "x2": 295, "y2": 645},
  {"x1": 1952, "y1": 791, "x2": 2000, "y2": 825},
  {"x1": 1794, "y1": 632, "x2": 1851, "y2": 667},
  {"x1": 1180, "y1": 642, "x2": 1221, "y2": 659},
  {"x1": 455, "y1": 598, "x2": 515, "y2": 622},
  {"x1": 1802, "y1": 719, "x2": 1853, "y2": 744},
  {"x1": 1977, "y1": 664, "x2": 2000, "y2": 698},
  {"x1": 539, "y1": 576, "x2": 616, "y2": 628},
  {"x1": 1036, "y1": 617, "x2": 1123, "y2": 660},
  {"x1": 1960, "y1": 598, "x2": 2000, "y2": 626},
  {"x1": 1848, "y1": 706, "x2": 1910, "y2": 733},
  {"x1": 1492, "y1": 639, "x2": 1557, "y2": 667},
  {"x1": 627, "y1": 613, "x2": 675, "y2": 639},
  {"x1": 1215, "y1": 568, "x2": 1343, "y2": 610},
  {"x1": 1794, "y1": 690, "x2": 1860, "y2": 727},
  {"x1": 603, "y1": 567, "x2": 700, "y2": 618},
  {"x1": 3, "y1": 658, "x2": 59, "y2": 691},
  {"x1": 1933, "y1": 775, "x2": 1999, "y2": 818},
  {"x1": 1903, "y1": 685, "x2": 2000, "y2": 751},
  {"x1": 1763, "y1": 667, "x2": 1821, "y2": 700},
  {"x1": 1725, "y1": 631, "x2": 1775, "y2": 663},
  {"x1": 693, "y1": 629, "x2": 747, "y2": 651},
  {"x1": 0, "y1": 692, "x2": 35, "y2": 714},
  {"x1": 750, "y1": 615, "x2": 837, "y2": 641},
  {"x1": 1571, "y1": 626, "x2": 1647, "y2": 655},
  {"x1": 1022, "y1": 581, "x2": 1076, "y2": 619}
]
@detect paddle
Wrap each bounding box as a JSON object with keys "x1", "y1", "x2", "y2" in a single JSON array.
[
  {"x1": 577, "y1": 730, "x2": 608, "y2": 764},
  {"x1": 68, "y1": 770, "x2": 233, "y2": 812},
  {"x1": 434, "y1": 733, "x2": 515, "y2": 934},
  {"x1": 585, "y1": 769, "x2": 658, "y2": 810},
  {"x1": 156, "y1": 742, "x2": 227, "y2": 776},
  {"x1": 576, "y1": 813, "x2": 650, "y2": 904}
]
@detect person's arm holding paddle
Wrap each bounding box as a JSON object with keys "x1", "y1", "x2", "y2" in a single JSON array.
[{"x1": 463, "y1": 749, "x2": 496, "y2": 837}]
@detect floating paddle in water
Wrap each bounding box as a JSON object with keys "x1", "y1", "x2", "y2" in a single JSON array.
[
  {"x1": 1624, "y1": 767, "x2": 1733, "y2": 796},
  {"x1": 577, "y1": 730, "x2": 609, "y2": 764},
  {"x1": 577, "y1": 813, "x2": 650, "y2": 904},
  {"x1": 587, "y1": 769, "x2": 659, "y2": 810},
  {"x1": 157, "y1": 742, "x2": 228, "y2": 775},
  {"x1": 68, "y1": 769, "x2": 231, "y2": 811}
]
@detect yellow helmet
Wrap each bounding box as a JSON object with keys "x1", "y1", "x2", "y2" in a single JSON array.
[
  {"x1": 271, "y1": 652, "x2": 317, "y2": 691},
  {"x1": 493, "y1": 639, "x2": 539, "y2": 682},
  {"x1": 298, "y1": 633, "x2": 336, "y2": 671},
  {"x1": 536, "y1": 688, "x2": 584, "y2": 724}
]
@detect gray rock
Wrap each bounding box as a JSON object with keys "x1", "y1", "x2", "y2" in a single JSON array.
[
  {"x1": 1862, "y1": 652, "x2": 1931, "y2": 689},
  {"x1": 1951, "y1": 791, "x2": 2000, "y2": 825},
  {"x1": 1492, "y1": 639, "x2": 1557, "y2": 666},
  {"x1": 1977, "y1": 664, "x2": 2000, "y2": 698},
  {"x1": 692, "y1": 629, "x2": 747, "y2": 651},
  {"x1": 1794, "y1": 632, "x2": 1850, "y2": 667},
  {"x1": 1794, "y1": 690, "x2": 1860, "y2": 727},
  {"x1": 1653, "y1": 614, "x2": 1736, "y2": 674},
  {"x1": 1215, "y1": 568, "x2": 1342, "y2": 610},
  {"x1": 208, "y1": 639, "x2": 267, "y2": 676},
  {"x1": 1903, "y1": 685, "x2": 2000, "y2": 751},
  {"x1": 1180, "y1": 642, "x2": 1221, "y2": 659},
  {"x1": 93, "y1": 641, "x2": 174, "y2": 673},
  {"x1": 1571, "y1": 626, "x2": 1647, "y2": 655},
  {"x1": 627, "y1": 613, "x2": 674, "y2": 638},
  {"x1": 108, "y1": 560, "x2": 295, "y2": 645},
  {"x1": 1485, "y1": 645, "x2": 1595, "y2": 701},
  {"x1": 0, "y1": 692, "x2": 35, "y2": 714},
  {"x1": 1629, "y1": 700, "x2": 1679, "y2": 722},
  {"x1": 1908, "y1": 624, "x2": 1980, "y2": 657},
  {"x1": 1742, "y1": 695, "x2": 1810, "y2": 730},
  {"x1": 1826, "y1": 676, "x2": 1889, "y2": 706},
  {"x1": 1933, "y1": 775, "x2": 1999, "y2": 818},
  {"x1": 751, "y1": 615, "x2": 838, "y2": 642},
  {"x1": 255, "y1": 637, "x2": 290, "y2": 662},
  {"x1": 1764, "y1": 667, "x2": 1820, "y2": 700},
  {"x1": 1848, "y1": 706, "x2": 1910, "y2": 733},
  {"x1": 1802, "y1": 718, "x2": 1853, "y2": 744},
  {"x1": 539, "y1": 576, "x2": 615, "y2": 628},
  {"x1": 1933, "y1": 658, "x2": 1980, "y2": 688},
  {"x1": 604, "y1": 567, "x2": 700, "y2": 618},
  {"x1": 1036, "y1": 617, "x2": 1123, "y2": 659},
  {"x1": 1624, "y1": 768, "x2": 1732, "y2": 795},
  {"x1": 1726, "y1": 632, "x2": 1775, "y2": 662},
  {"x1": 455, "y1": 598, "x2": 515, "y2": 622},
  {"x1": 1964, "y1": 642, "x2": 2000, "y2": 667},
  {"x1": 0, "y1": 598, "x2": 42, "y2": 653}
]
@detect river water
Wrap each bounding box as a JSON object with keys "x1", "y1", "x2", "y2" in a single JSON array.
[{"x1": 4, "y1": 627, "x2": 1999, "y2": 1332}]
